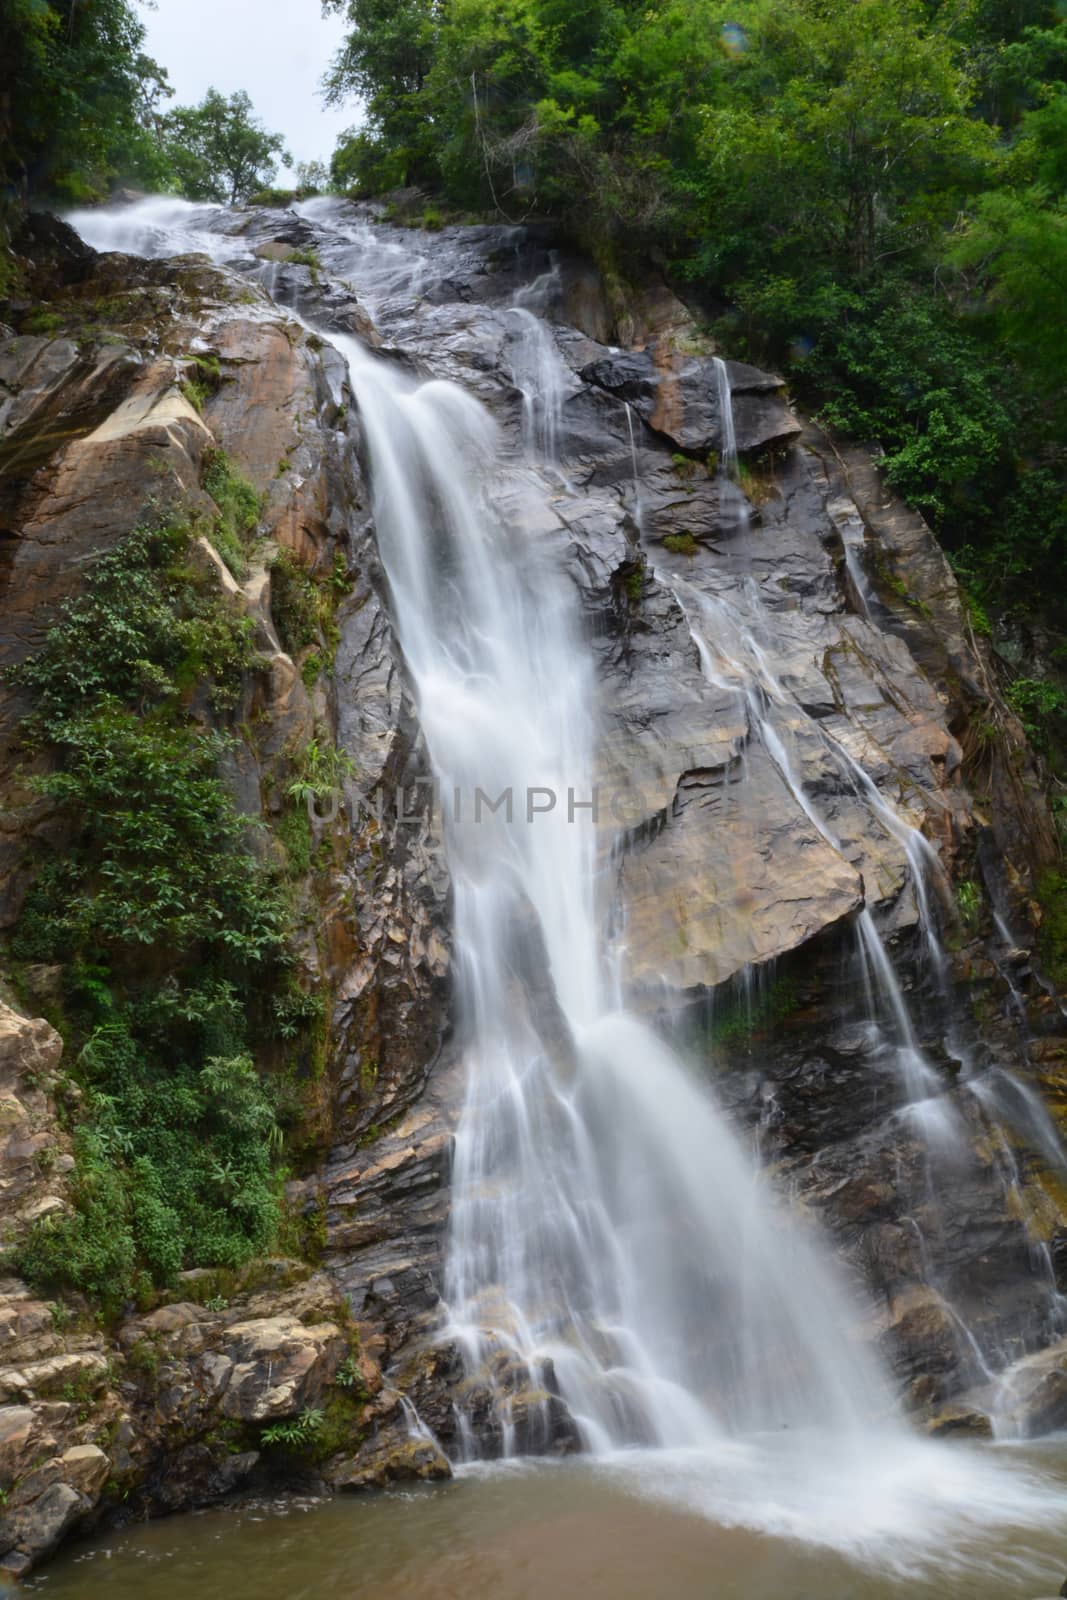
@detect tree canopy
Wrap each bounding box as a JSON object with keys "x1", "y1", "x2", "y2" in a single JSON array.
[
  {"x1": 0, "y1": 0, "x2": 173, "y2": 200},
  {"x1": 161, "y1": 88, "x2": 291, "y2": 204},
  {"x1": 324, "y1": 0, "x2": 1067, "y2": 660},
  {"x1": 0, "y1": 3, "x2": 293, "y2": 209}
]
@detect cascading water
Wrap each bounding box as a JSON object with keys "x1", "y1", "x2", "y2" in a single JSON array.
[
  {"x1": 320, "y1": 322, "x2": 888, "y2": 1458},
  {"x1": 507, "y1": 260, "x2": 569, "y2": 467},
  {"x1": 64, "y1": 197, "x2": 1067, "y2": 1580},
  {"x1": 669, "y1": 363, "x2": 1067, "y2": 1395}
]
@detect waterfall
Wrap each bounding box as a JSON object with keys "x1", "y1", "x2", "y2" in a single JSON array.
[
  {"x1": 323, "y1": 322, "x2": 889, "y2": 1456},
  {"x1": 62, "y1": 198, "x2": 1067, "y2": 1573},
  {"x1": 712, "y1": 356, "x2": 738, "y2": 476},
  {"x1": 508, "y1": 258, "x2": 568, "y2": 466},
  {"x1": 672, "y1": 364, "x2": 1067, "y2": 1390}
]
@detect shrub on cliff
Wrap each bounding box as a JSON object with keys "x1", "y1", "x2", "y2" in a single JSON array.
[{"x1": 6, "y1": 519, "x2": 301, "y2": 1311}]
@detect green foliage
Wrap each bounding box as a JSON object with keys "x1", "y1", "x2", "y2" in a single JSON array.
[
  {"x1": 270, "y1": 549, "x2": 321, "y2": 654},
  {"x1": 6, "y1": 519, "x2": 301, "y2": 1308},
  {"x1": 287, "y1": 739, "x2": 357, "y2": 807},
  {"x1": 268, "y1": 548, "x2": 344, "y2": 672},
  {"x1": 260, "y1": 1407, "x2": 325, "y2": 1449},
  {"x1": 709, "y1": 974, "x2": 799, "y2": 1050},
  {"x1": 287, "y1": 247, "x2": 322, "y2": 275},
  {"x1": 202, "y1": 449, "x2": 260, "y2": 579},
  {"x1": 662, "y1": 534, "x2": 699, "y2": 556},
  {"x1": 0, "y1": 0, "x2": 174, "y2": 200},
  {"x1": 1005, "y1": 675, "x2": 1067, "y2": 753},
  {"x1": 1037, "y1": 869, "x2": 1067, "y2": 989},
  {"x1": 7, "y1": 520, "x2": 258, "y2": 741},
  {"x1": 623, "y1": 562, "x2": 646, "y2": 602},
  {"x1": 294, "y1": 159, "x2": 329, "y2": 194},
  {"x1": 276, "y1": 802, "x2": 314, "y2": 878},
  {"x1": 180, "y1": 377, "x2": 209, "y2": 415},
  {"x1": 739, "y1": 274, "x2": 1019, "y2": 531},
  {"x1": 335, "y1": 1354, "x2": 363, "y2": 1391},
  {"x1": 324, "y1": 0, "x2": 440, "y2": 190},
  {"x1": 956, "y1": 878, "x2": 982, "y2": 930},
  {"x1": 325, "y1": 0, "x2": 1067, "y2": 648},
  {"x1": 162, "y1": 88, "x2": 291, "y2": 204}
]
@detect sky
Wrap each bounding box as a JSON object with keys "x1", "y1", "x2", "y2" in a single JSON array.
[{"x1": 139, "y1": 0, "x2": 360, "y2": 169}]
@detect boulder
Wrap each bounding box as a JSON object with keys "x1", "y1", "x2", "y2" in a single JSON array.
[
  {"x1": 217, "y1": 1314, "x2": 347, "y2": 1421},
  {"x1": 925, "y1": 1404, "x2": 993, "y2": 1438},
  {"x1": 995, "y1": 1340, "x2": 1067, "y2": 1438}
]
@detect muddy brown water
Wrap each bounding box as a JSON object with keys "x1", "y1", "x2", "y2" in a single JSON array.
[{"x1": 25, "y1": 1444, "x2": 1067, "y2": 1600}]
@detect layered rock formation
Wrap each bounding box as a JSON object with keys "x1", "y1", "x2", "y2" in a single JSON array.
[{"x1": 1, "y1": 195, "x2": 1066, "y2": 1566}]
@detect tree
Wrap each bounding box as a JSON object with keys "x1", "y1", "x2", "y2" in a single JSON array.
[
  {"x1": 0, "y1": 0, "x2": 173, "y2": 200},
  {"x1": 323, "y1": 0, "x2": 442, "y2": 188},
  {"x1": 951, "y1": 88, "x2": 1067, "y2": 403},
  {"x1": 293, "y1": 159, "x2": 329, "y2": 193},
  {"x1": 163, "y1": 88, "x2": 290, "y2": 204}
]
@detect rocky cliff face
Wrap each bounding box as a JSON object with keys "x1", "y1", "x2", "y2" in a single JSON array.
[{"x1": 0, "y1": 196, "x2": 1066, "y2": 1569}]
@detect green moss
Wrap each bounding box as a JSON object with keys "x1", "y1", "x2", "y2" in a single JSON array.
[
  {"x1": 1038, "y1": 870, "x2": 1067, "y2": 990},
  {"x1": 622, "y1": 559, "x2": 646, "y2": 603},
  {"x1": 202, "y1": 449, "x2": 260, "y2": 580},
  {"x1": 276, "y1": 802, "x2": 313, "y2": 878},
  {"x1": 707, "y1": 974, "x2": 800, "y2": 1051},
  {"x1": 180, "y1": 377, "x2": 209, "y2": 414},
  {"x1": 287, "y1": 247, "x2": 322, "y2": 277},
  {"x1": 24, "y1": 308, "x2": 65, "y2": 337},
  {"x1": 663, "y1": 534, "x2": 699, "y2": 557}
]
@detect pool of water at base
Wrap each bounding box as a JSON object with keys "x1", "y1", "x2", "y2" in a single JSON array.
[{"x1": 24, "y1": 1439, "x2": 1067, "y2": 1600}]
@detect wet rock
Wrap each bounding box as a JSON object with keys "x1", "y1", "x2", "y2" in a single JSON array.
[
  {"x1": 0, "y1": 1443, "x2": 109, "y2": 1567},
  {"x1": 579, "y1": 344, "x2": 800, "y2": 457},
  {"x1": 329, "y1": 1427, "x2": 450, "y2": 1490},
  {"x1": 617, "y1": 749, "x2": 863, "y2": 994},
  {"x1": 4, "y1": 191, "x2": 1067, "y2": 1559},
  {"x1": 925, "y1": 1404, "x2": 993, "y2": 1438},
  {"x1": 880, "y1": 1289, "x2": 967, "y2": 1400},
  {"x1": 995, "y1": 1340, "x2": 1067, "y2": 1438}
]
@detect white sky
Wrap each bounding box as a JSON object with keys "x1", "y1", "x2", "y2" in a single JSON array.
[{"x1": 139, "y1": 0, "x2": 361, "y2": 170}]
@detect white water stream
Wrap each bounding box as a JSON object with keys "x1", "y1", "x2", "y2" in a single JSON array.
[{"x1": 64, "y1": 197, "x2": 1067, "y2": 1580}]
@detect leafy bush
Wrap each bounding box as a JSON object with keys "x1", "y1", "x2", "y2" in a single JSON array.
[
  {"x1": 260, "y1": 1407, "x2": 325, "y2": 1449},
  {"x1": 202, "y1": 449, "x2": 260, "y2": 580},
  {"x1": 269, "y1": 549, "x2": 321, "y2": 654},
  {"x1": 268, "y1": 548, "x2": 346, "y2": 688},
  {"x1": 7, "y1": 519, "x2": 302, "y2": 1308},
  {"x1": 287, "y1": 738, "x2": 357, "y2": 808},
  {"x1": 1006, "y1": 675, "x2": 1067, "y2": 754}
]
